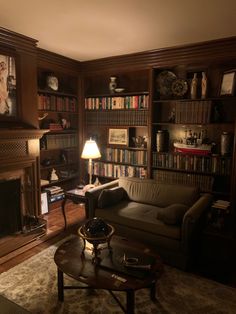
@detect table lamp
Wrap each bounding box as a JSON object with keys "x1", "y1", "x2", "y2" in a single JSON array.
[{"x1": 81, "y1": 138, "x2": 101, "y2": 190}]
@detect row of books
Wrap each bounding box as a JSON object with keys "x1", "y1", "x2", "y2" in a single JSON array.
[
  {"x1": 153, "y1": 169, "x2": 214, "y2": 192},
  {"x1": 173, "y1": 100, "x2": 212, "y2": 124},
  {"x1": 103, "y1": 148, "x2": 147, "y2": 166},
  {"x1": 85, "y1": 95, "x2": 149, "y2": 110},
  {"x1": 152, "y1": 152, "x2": 231, "y2": 175},
  {"x1": 86, "y1": 110, "x2": 148, "y2": 126},
  {"x1": 38, "y1": 94, "x2": 77, "y2": 112},
  {"x1": 43, "y1": 185, "x2": 65, "y2": 203},
  {"x1": 42, "y1": 134, "x2": 77, "y2": 150},
  {"x1": 93, "y1": 161, "x2": 147, "y2": 179}
]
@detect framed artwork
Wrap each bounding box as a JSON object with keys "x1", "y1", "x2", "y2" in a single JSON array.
[
  {"x1": 41, "y1": 191, "x2": 49, "y2": 214},
  {"x1": 0, "y1": 52, "x2": 17, "y2": 118},
  {"x1": 108, "y1": 128, "x2": 128, "y2": 146},
  {"x1": 220, "y1": 71, "x2": 236, "y2": 96}
]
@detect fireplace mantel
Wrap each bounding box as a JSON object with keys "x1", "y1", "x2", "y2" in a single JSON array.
[
  {"x1": 0, "y1": 128, "x2": 48, "y2": 221},
  {"x1": 0, "y1": 128, "x2": 48, "y2": 140}
]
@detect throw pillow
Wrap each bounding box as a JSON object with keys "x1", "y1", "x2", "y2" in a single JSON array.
[
  {"x1": 156, "y1": 203, "x2": 188, "y2": 225},
  {"x1": 97, "y1": 187, "x2": 126, "y2": 209}
]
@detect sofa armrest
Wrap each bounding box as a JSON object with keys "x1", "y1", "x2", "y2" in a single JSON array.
[
  {"x1": 181, "y1": 193, "x2": 213, "y2": 252},
  {"x1": 85, "y1": 179, "x2": 119, "y2": 218}
]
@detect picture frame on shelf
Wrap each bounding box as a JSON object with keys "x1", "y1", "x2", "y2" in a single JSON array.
[
  {"x1": 220, "y1": 71, "x2": 235, "y2": 96},
  {"x1": 108, "y1": 128, "x2": 128, "y2": 146},
  {"x1": 0, "y1": 51, "x2": 17, "y2": 118},
  {"x1": 41, "y1": 191, "x2": 49, "y2": 214}
]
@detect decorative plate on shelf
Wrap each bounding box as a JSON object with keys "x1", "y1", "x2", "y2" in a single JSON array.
[
  {"x1": 156, "y1": 71, "x2": 177, "y2": 97},
  {"x1": 171, "y1": 79, "x2": 188, "y2": 97}
]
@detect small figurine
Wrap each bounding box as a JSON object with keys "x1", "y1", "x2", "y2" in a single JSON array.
[
  {"x1": 50, "y1": 168, "x2": 59, "y2": 181},
  {"x1": 190, "y1": 73, "x2": 198, "y2": 99},
  {"x1": 201, "y1": 72, "x2": 207, "y2": 99}
]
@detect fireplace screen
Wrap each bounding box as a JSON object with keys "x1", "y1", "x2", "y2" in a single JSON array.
[{"x1": 0, "y1": 178, "x2": 21, "y2": 236}]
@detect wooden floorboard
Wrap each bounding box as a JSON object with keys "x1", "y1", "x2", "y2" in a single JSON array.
[{"x1": 0, "y1": 202, "x2": 86, "y2": 273}]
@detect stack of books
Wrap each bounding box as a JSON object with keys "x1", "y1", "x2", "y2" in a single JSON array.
[
  {"x1": 209, "y1": 199, "x2": 230, "y2": 230},
  {"x1": 211, "y1": 199, "x2": 230, "y2": 212},
  {"x1": 44, "y1": 185, "x2": 65, "y2": 203}
]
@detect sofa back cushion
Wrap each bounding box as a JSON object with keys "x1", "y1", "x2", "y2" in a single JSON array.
[
  {"x1": 97, "y1": 187, "x2": 126, "y2": 208},
  {"x1": 119, "y1": 177, "x2": 199, "y2": 207}
]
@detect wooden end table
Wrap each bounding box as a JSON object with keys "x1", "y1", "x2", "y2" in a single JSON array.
[
  {"x1": 54, "y1": 235, "x2": 163, "y2": 314},
  {"x1": 62, "y1": 188, "x2": 87, "y2": 230}
]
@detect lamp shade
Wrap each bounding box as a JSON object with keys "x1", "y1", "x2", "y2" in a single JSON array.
[{"x1": 81, "y1": 139, "x2": 101, "y2": 159}]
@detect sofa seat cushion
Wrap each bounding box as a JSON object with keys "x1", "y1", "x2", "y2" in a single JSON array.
[
  {"x1": 118, "y1": 177, "x2": 199, "y2": 207},
  {"x1": 156, "y1": 203, "x2": 189, "y2": 225},
  {"x1": 96, "y1": 201, "x2": 181, "y2": 240}
]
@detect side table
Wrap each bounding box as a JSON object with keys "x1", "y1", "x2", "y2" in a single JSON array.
[
  {"x1": 62, "y1": 188, "x2": 88, "y2": 230},
  {"x1": 197, "y1": 225, "x2": 236, "y2": 282}
]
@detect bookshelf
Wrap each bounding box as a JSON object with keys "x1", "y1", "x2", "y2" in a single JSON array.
[
  {"x1": 37, "y1": 66, "x2": 79, "y2": 195},
  {"x1": 151, "y1": 66, "x2": 236, "y2": 200},
  {"x1": 83, "y1": 69, "x2": 150, "y2": 181}
]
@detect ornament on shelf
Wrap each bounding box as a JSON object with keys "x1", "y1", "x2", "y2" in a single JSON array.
[
  {"x1": 46, "y1": 73, "x2": 58, "y2": 91},
  {"x1": 190, "y1": 73, "x2": 198, "y2": 99},
  {"x1": 201, "y1": 72, "x2": 208, "y2": 99},
  {"x1": 50, "y1": 168, "x2": 59, "y2": 181},
  {"x1": 109, "y1": 76, "x2": 117, "y2": 93}
]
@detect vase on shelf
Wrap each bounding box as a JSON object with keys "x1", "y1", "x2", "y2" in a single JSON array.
[
  {"x1": 109, "y1": 77, "x2": 117, "y2": 93},
  {"x1": 190, "y1": 73, "x2": 198, "y2": 99},
  {"x1": 201, "y1": 72, "x2": 207, "y2": 99}
]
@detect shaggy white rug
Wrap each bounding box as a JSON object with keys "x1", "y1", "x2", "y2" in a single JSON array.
[{"x1": 0, "y1": 235, "x2": 236, "y2": 314}]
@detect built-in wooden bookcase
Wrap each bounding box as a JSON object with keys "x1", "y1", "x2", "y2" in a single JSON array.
[
  {"x1": 83, "y1": 69, "x2": 150, "y2": 182},
  {"x1": 151, "y1": 64, "x2": 236, "y2": 201},
  {"x1": 37, "y1": 58, "x2": 80, "y2": 194},
  {"x1": 81, "y1": 38, "x2": 236, "y2": 220}
]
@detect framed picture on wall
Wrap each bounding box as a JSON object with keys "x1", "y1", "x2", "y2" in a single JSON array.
[
  {"x1": 108, "y1": 128, "x2": 128, "y2": 146},
  {"x1": 220, "y1": 71, "x2": 236, "y2": 96},
  {"x1": 0, "y1": 51, "x2": 17, "y2": 118}
]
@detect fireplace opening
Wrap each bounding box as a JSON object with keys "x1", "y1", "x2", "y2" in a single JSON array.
[{"x1": 0, "y1": 179, "x2": 21, "y2": 237}]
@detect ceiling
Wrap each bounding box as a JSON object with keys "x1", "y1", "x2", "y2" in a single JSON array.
[{"x1": 0, "y1": 0, "x2": 236, "y2": 61}]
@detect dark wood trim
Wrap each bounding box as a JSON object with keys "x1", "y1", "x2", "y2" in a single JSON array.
[
  {"x1": 37, "y1": 48, "x2": 80, "y2": 73},
  {"x1": 0, "y1": 27, "x2": 37, "y2": 55},
  {"x1": 81, "y1": 37, "x2": 236, "y2": 73}
]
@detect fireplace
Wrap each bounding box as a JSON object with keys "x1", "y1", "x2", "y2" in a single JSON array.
[
  {"x1": 0, "y1": 129, "x2": 47, "y2": 241},
  {"x1": 0, "y1": 179, "x2": 21, "y2": 236}
]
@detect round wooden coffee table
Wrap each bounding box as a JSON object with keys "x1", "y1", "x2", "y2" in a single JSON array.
[{"x1": 54, "y1": 235, "x2": 163, "y2": 314}]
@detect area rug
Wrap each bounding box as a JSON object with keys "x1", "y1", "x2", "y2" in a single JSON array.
[{"x1": 0, "y1": 236, "x2": 236, "y2": 314}]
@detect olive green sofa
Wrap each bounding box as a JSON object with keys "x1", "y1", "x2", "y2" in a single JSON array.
[{"x1": 85, "y1": 177, "x2": 212, "y2": 269}]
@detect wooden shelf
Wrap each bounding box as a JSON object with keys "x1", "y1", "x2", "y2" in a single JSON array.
[
  {"x1": 38, "y1": 88, "x2": 77, "y2": 98},
  {"x1": 85, "y1": 91, "x2": 149, "y2": 98}
]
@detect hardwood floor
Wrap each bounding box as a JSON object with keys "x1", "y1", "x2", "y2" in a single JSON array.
[{"x1": 0, "y1": 201, "x2": 86, "y2": 273}]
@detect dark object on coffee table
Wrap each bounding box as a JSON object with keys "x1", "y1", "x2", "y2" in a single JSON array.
[{"x1": 78, "y1": 217, "x2": 115, "y2": 264}]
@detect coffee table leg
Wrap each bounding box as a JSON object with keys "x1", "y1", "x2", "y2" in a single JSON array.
[
  {"x1": 57, "y1": 268, "x2": 64, "y2": 302},
  {"x1": 62, "y1": 198, "x2": 68, "y2": 230},
  {"x1": 126, "y1": 290, "x2": 135, "y2": 314},
  {"x1": 150, "y1": 280, "x2": 157, "y2": 301}
]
